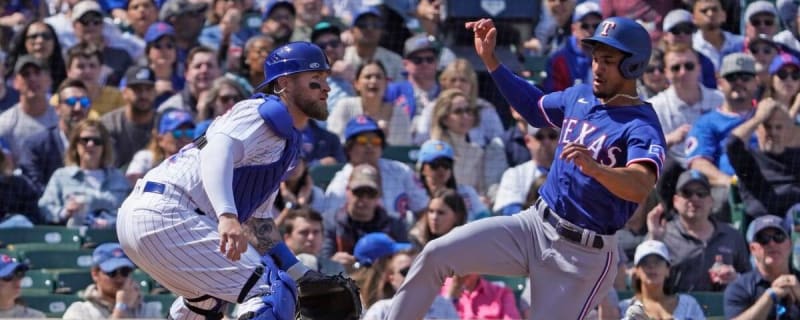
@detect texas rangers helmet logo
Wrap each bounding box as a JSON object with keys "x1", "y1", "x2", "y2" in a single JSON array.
[{"x1": 600, "y1": 22, "x2": 617, "y2": 36}]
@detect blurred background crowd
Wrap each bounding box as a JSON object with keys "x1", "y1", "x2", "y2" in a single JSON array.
[{"x1": 0, "y1": 0, "x2": 800, "y2": 319}]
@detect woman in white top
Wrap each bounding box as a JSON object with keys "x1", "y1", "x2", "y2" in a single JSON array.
[
  {"x1": 619, "y1": 240, "x2": 706, "y2": 320},
  {"x1": 439, "y1": 58, "x2": 504, "y2": 147},
  {"x1": 328, "y1": 60, "x2": 412, "y2": 145},
  {"x1": 125, "y1": 108, "x2": 196, "y2": 185}
]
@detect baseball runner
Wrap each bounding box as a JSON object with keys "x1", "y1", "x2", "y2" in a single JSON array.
[
  {"x1": 116, "y1": 42, "x2": 360, "y2": 320},
  {"x1": 387, "y1": 17, "x2": 667, "y2": 320}
]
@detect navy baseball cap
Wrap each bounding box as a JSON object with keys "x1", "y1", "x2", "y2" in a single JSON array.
[
  {"x1": 92, "y1": 243, "x2": 135, "y2": 273},
  {"x1": 352, "y1": 7, "x2": 381, "y2": 27},
  {"x1": 144, "y1": 22, "x2": 176, "y2": 44},
  {"x1": 746, "y1": 215, "x2": 790, "y2": 243},
  {"x1": 123, "y1": 66, "x2": 156, "y2": 86},
  {"x1": 354, "y1": 233, "x2": 411, "y2": 266},
  {"x1": 0, "y1": 254, "x2": 28, "y2": 278},
  {"x1": 768, "y1": 53, "x2": 800, "y2": 75},
  {"x1": 344, "y1": 115, "x2": 384, "y2": 142},
  {"x1": 675, "y1": 170, "x2": 711, "y2": 192},
  {"x1": 263, "y1": 0, "x2": 295, "y2": 19},
  {"x1": 417, "y1": 140, "x2": 454, "y2": 164},
  {"x1": 158, "y1": 109, "x2": 195, "y2": 135}
]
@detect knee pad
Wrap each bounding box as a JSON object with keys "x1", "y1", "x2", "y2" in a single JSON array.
[{"x1": 239, "y1": 255, "x2": 297, "y2": 320}]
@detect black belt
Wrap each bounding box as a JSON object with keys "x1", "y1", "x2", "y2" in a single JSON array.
[
  {"x1": 142, "y1": 181, "x2": 207, "y2": 216},
  {"x1": 537, "y1": 199, "x2": 604, "y2": 249}
]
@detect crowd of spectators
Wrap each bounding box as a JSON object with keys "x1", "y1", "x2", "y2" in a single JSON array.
[{"x1": 1, "y1": 0, "x2": 800, "y2": 319}]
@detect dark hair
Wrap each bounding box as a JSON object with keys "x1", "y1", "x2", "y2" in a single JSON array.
[
  {"x1": 279, "y1": 207, "x2": 324, "y2": 236},
  {"x1": 410, "y1": 188, "x2": 468, "y2": 247},
  {"x1": 6, "y1": 20, "x2": 67, "y2": 89},
  {"x1": 66, "y1": 42, "x2": 103, "y2": 70},
  {"x1": 186, "y1": 46, "x2": 217, "y2": 68},
  {"x1": 56, "y1": 79, "x2": 88, "y2": 99},
  {"x1": 631, "y1": 260, "x2": 676, "y2": 296},
  {"x1": 417, "y1": 159, "x2": 457, "y2": 195},
  {"x1": 355, "y1": 60, "x2": 387, "y2": 80}
]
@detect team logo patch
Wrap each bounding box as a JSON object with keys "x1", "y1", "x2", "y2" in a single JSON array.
[
  {"x1": 648, "y1": 144, "x2": 665, "y2": 162},
  {"x1": 600, "y1": 22, "x2": 617, "y2": 36},
  {"x1": 310, "y1": 62, "x2": 320, "y2": 68},
  {"x1": 111, "y1": 248, "x2": 125, "y2": 258}
]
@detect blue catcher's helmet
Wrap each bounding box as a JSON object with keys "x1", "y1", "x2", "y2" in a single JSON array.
[
  {"x1": 255, "y1": 41, "x2": 331, "y2": 91},
  {"x1": 581, "y1": 17, "x2": 652, "y2": 79}
]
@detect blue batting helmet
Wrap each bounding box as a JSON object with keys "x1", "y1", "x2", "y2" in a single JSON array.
[
  {"x1": 581, "y1": 17, "x2": 652, "y2": 79},
  {"x1": 256, "y1": 41, "x2": 331, "y2": 91}
]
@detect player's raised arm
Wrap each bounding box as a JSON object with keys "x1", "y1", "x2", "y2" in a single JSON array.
[{"x1": 465, "y1": 18, "x2": 550, "y2": 128}]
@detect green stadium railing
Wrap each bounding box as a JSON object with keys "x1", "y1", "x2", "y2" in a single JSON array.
[
  {"x1": 0, "y1": 226, "x2": 81, "y2": 248},
  {"x1": 19, "y1": 294, "x2": 81, "y2": 318}
]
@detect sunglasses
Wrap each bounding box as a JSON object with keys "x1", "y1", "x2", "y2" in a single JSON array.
[
  {"x1": 580, "y1": 22, "x2": 600, "y2": 31},
  {"x1": 724, "y1": 73, "x2": 755, "y2": 83},
  {"x1": 355, "y1": 22, "x2": 384, "y2": 30},
  {"x1": 409, "y1": 55, "x2": 436, "y2": 65},
  {"x1": 426, "y1": 159, "x2": 452, "y2": 170},
  {"x1": 645, "y1": 65, "x2": 664, "y2": 74},
  {"x1": 0, "y1": 269, "x2": 25, "y2": 282},
  {"x1": 679, "y1": 189, "x2": 710, "y2": 199},
  {"x1": 354, "y1": 135, "x2": 383, "y2": 147},
  {"x1": 218, "y1": 94, "x2": 241, "y2": 104},
  {"x1": 669, "y1": 62, "x2": 696, "y2": 73},
  {"x1": 669, "y1": 24, "x2": 696, "y2": 36},
  {"x1": 351, "y1": 187, "x2": 379, "y2": 199},
  {"x1": 26, "y1": 32, "x2": 53, "y2": 41},
  {"x1": 171, "y1": 129, "x2": 195, "y2": 139},
  {"x1": 451, "y1": 107, "x2": 475, "y2": 115},
  {"x1": 153, "y1": 41, "x2": 175, "y2": 50},
  {"x1": 315, "y1": 39, "x2": 341, "y2": 49},
  {"x1": 750, "y1": 18, "x2": 775, "y2": 28},
  {"x1": 78, "y1": 136, "x2": 104, "y2": 146},
  {"x1": 79, "y1": 17, "x2": 103, "y2": 26},
  {"x1": 749, "y1": 46, "x2": 775, "y2": 55},
  {"x1": 103, "y1": 267, "x2": 133, "y2": 278},
  {"x1": 534, "y1": 131, "x2": 559, "y2": 141},
  {"x1": 62, "y1": 96, "x2": 91, "y2": 109},
  {"x1": 754, "y1": 231, "x2": 788, "y2": 245},
  {"x1": 776, "y1": 69, "x2": 800, "y2": 81},
  {"x1": 398, "y1": 266, "x2": 410, "y2": 277}
]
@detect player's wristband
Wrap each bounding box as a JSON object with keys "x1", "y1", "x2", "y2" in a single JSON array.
[{"x1": 268, "y1": 242, "x2": 300, "y2": 271}]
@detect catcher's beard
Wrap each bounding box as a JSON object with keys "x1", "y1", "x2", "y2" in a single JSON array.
[{"x1": 292, "y1": 82, "x2": 329, "y2": 121}]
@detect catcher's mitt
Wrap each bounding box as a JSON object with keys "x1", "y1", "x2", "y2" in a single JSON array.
[{"x1": 295, "y1": 271, "x2": 362, "y2": 320}]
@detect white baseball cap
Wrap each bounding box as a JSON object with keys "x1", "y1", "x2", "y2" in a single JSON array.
[{"x1": 633, "y1": 240, "x2": 670, "y2": 266}]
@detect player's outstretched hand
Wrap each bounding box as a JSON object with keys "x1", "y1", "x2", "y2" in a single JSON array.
[
  {"x1": 561, "y1": 143, "x2": 601, "y2": 177},
  {"x1": 465, "y1": 18, "x2": 499, "y2": 71},
  {"x1": 219, "y1": 213, "x2": 248, "y2": 261}
]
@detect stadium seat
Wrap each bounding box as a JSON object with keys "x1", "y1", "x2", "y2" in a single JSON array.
[
  {"x1": 0, "y1": 226, "x2": 81, "y2": 247},
  {"x1": 53, "y1": 269, "x2": 93, "y2": 294},
  {"x1": 17, "y1": 248, "x2": 94, "y2": 269},
  {"x1": 310, "y1": 163, "x2": 344, "y2": 189},
  {"x1": 382, "y1": 145, "x2": 420, "y2": 164},
  {"x1": 6, "y1": 242, "x2": 82, "y2": 253},
  {"x1": 80, "y1": 228, "x2": 119, "y2": 248},
  {"x1": 19, "y1": 294, "x2": 81, "y2": 318},
  {"x1": 144, "y1": 294, "x2": 178, "y2": 317},
  {"x1": 523, "y1": 55, "x2": 548, "y2": 86},
  {"x1": 692, "y1": 291, "x2": 725, "y2": 317},
  {"x1": 132, "y1": 269, "x2": 155, "y2": 294},
  {"x1": 20, "y1": 269, "x2": 55, "y2": 295}
]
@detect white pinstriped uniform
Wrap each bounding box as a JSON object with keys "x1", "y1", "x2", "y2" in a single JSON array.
[{"x1": 117, "y1": 98, "x2": 286, "y2": 311}]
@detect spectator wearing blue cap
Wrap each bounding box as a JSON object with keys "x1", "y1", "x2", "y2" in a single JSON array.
[
  {"x1": 343, "y1": 7, "x2": 404, "y2": 81},
  {"x1": 142, "y1": 21, "x2": 185, "y2": 105},
  {"x1": 126, "y1": 108, "x2": 195, "y2": 185},
  {"x1": 494, "y1": 125, "x2": 557, "y2": 216},
  {"x1": 415, "y1": 140, "x2": 488, "y2": 222},
  {"x1": 0, "y1": 254, "x2": 44, "y2": 318},
  {"x1": 324, "y1": 115, "x2": 429, "y2": 220},
  {"x1": 101, "y1": 65, "x2": 157, "y2": 168},
  {"x1": 542, "y1": 1, "x2": 599, "y2": 93},
  {"x1": 724, "y1": 215, "x2": 800, "y2": 320},
  {"x1": 62, "y1": 243, "x2": 161, "y2": 319},
  {"x1": 726, "y1": 92, "x2": 800, "y2": 225},
  {"x1": 18, "y1": 79, "x2": 93, "y2": 194},
  {"x1": 322, "y1": 163, "x2": 409, "y2": 269},
  {"x1": 764, "y1": 53, "x2": 800, "y2": 110},
  {"x1": 329, "y1": 60, "x2": 412, "y2": 145},
  {"x1": 39, "y1": 119, "x2": 130, "y2": 228}
]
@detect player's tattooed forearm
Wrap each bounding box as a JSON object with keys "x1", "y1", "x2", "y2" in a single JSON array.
[{"x1": 243, "y1": 218, "x2": 283, "y2": 255}]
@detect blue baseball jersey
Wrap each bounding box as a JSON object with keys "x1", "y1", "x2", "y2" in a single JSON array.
[
  {"x1": 491, "y1": 65, "x2": 666, "y2": 234},
  {"x1": 685, "y1": 108, "x2": 756, "y2": 176}
]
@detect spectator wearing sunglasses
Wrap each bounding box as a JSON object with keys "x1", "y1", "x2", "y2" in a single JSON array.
[
  {"x1": 343, "y1": 7, "x2": 403, "y2": 82},
  {"x1": 6, "y1": 20, "x2": 67, "y2": 93},
  {"x1": 744, "y1": 1, "x2": 780, "y2": 41},
  {"x1": 747, "y1": 34, "x2": 780, "y2": 90},
  {"x1": 386, "y1": 34, "x2": 442, "y2": 137},
  {"x1": 542, "y1": 1, "x2": 600, "y2": 93},
  {"x1": 647, "y1": 170, "x2": 750, "y2": 293},
  {"x1": 322, "y1": 164, "x2": 409, "y2": 269},
  {"x1": 690, "y1": 0, "x2": 744, "y2": 72},
  {"x1": 726, "y1": 97, "x2": 800, "y2": 227},
  {"x1": 63, "y1": 243, "x2": 161, "y2": 319},
  {"x1": 660, "y1": 9, "x2": 717, "y2": 89},
  {"x1": 724, "y1": 215, "x2": 800, "y2": 320},
  {"x1": 326, "y1": 115, "x2": 429, "y2": 220},
  {"x1": 39, "y1": 119, "x2": 129, "y2": 227},
  {"x1": 494, "y1": 126, "x2": 558, "y2": 216},
  {"x1": 311, "y1": 21, "x2": 355, "y2": 114},
  {"x1": 364, "y1": 247, "x2": 458, "y2": 320},
  {"x1": 0, "y1": 254, "x2": 44, "y2": 318},
  {"x1": 197, "y1": 76, "x2": 251, "y2": 121},
  {"x1": 763, "y1": 54, "x2": 800, "y2": 110},
  {"x1": 415, "y1": 140, "x2": 488, "y2": 222},
  {"x1": 101, "y1": 65, "x2": 157, "y2": 168},
  {"x1": 142, "y1": 22, "x2": 184, "y2": 107},
  {"x1": 638, "y1": 47, "x2": 669, "y2": 99},
  {"x1": 18, "y1": 79, "x2": 93, "y2": 194},
  {"x1": 125, "y1": 108, "x2": 194, "y2": 185}
]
